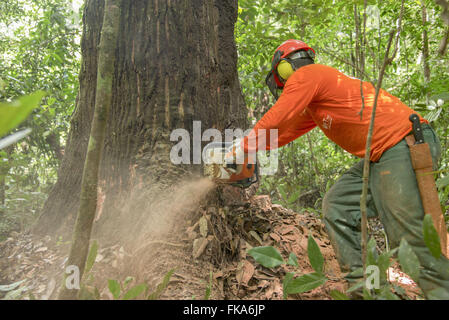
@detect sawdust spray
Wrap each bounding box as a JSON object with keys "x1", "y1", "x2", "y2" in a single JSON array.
[
  {"x1": 126, "y1": 177, "x2": 215, "y2": 252},
  {"x1": 87, "y1": 175, "x2": 216, "y2": 297}
]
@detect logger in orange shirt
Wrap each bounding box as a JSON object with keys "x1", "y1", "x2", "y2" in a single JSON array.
[{"x1": 239, "y1": 39, "x2": 449, "y2": 299}]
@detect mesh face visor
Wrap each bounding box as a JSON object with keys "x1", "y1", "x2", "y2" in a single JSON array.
[
  {"x1": 265, "y1": 71, "x2": 281, "y2": 100},
  {"x1": 265, "y1": 50, "x2": 284, "y2": 100}
]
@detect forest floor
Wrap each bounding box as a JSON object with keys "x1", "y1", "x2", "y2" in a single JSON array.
[{"x1": 0, "y1": 184, "x2": 421, "y2": 300}]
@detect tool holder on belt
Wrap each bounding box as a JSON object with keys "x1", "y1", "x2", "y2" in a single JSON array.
[{"x1": 407, "y1": 114, "x2": 448, "y2": 258}]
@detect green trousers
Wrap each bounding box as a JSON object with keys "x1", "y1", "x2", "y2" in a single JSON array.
[{"x1": 323, "y1": 124, "x2": 449, "y2": 299}]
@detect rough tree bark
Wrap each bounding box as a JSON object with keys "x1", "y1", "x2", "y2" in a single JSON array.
[{"x1": 34, "y1": 0, "x2": 247, "y2": 240}]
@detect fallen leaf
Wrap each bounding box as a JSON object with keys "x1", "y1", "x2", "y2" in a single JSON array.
[
  {"x1": 192, "y1": 237, "x2": 209, "y2": 259},
  {"x1": 239, "y1": 261, "x2": 255, "y2": 285},
  {"x1": 282, "y1": 234, "x2": 299, "y2": 242},
  {"x1": 249, "y1": 231, "x2": 263, "y2": 245},
  {"x1": 279, "y1": 225, "x2": 296, "y2": 235},
  {"x1": 199, "y1": 216, "x2": 208, "y2": 238},
  {"x1": 270, "y1": 233, "x2": 281, "y2": 242}
]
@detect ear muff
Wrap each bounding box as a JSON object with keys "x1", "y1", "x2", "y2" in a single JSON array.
[{"x1": 277, "y1": 60, "x2": 295, "y2": 82}]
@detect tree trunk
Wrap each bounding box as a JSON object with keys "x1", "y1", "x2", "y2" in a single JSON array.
[
  {"x1": 34, "y1": 0, "x2": 247, "y2": 241},
  {"x1": 58, "y1": 0, "x2": 120, "y2": 300}
]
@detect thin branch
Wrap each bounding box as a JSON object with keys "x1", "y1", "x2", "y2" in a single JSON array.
[
  {"x1": 317, "y1": 46, "x2": 373, "y2": 81},
  {"x1": 360, "y1": 0, "x2": 405, "y2": 269},
  {"x1": 358, "y1": 0, "x2": 368, "y2": 119}
]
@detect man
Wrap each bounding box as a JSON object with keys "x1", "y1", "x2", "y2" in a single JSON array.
[{"x1": 239, "y1": 39, "x2": 449, "y2": 299}]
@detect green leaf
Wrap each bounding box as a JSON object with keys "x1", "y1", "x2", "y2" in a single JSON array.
[
  {"x1": 366, "y1": 237, "x2": 378, "y2": 267},
  {"x1": 278, "y1": 187, "x2": 287, "y2": 202},
  {"x1": 0, "y1": 91, "x2": 45, "y2": 138},
  {"x1": 330, "y1": 290, "x2": 350, "y2": 300},
  {"x1": 284, "y1": 272, "x2": 327, "y2": 295},
  {"x1": 108, "y1": 279, "x2": 121, "y2": 299},
  {"x1": 147, "y1": 269, "x2": 175, "y2": 300},
  {"x1": 436, "y1": 176, "x2": 449, "y2": 189},
  {"x1": 307, "y1": 235, "x2": 324, "y2": 273},
  {"x1": 346, "y1": 267, "x2": 364, "y2": 280},
  {"x1": 247, "y1": 246, "x2": 285, "y2": 268},
  {"x1": 204, "y1": 271, "x2": 213, "y2": 300},
  {"x1": 362, "y1": 288, "x2": 374, "y2": 300},
  {"x1": 422, "y1": 215, "x2": 441, "y2": 259},
  {"x1": 377, "y1": 248, "x2": 397, "y2": 282},
  {"x1": 378, "y1": 285, "x2": 400, "y2": 300},
  {"x1": 85, "y1": 240, "x2": 98, "y2": 274},
  {"x1": 123, "y1": 283, "x2": 147, "y2": 300},
  {"x1": 282, "y1": 272, "x2": 294, "y2": 300},
  {"x1": 346, "y1": 280, "x2": 364, "y2": 293},
  {"x1": 287, "y1": 190, "x2": 301, "y2": 204},
  {"x1": 287, "y1": 252, "x2": 299, "y2": 267},
  {"x1": 0, "y1": 279, "x2": 25, "y2": 292},
  {"x1": 398, "y1": 238, "x2": 420, "y2": 283}
]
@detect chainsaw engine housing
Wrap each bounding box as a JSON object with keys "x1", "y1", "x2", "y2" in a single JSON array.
[{"x1": 202, "y1": 142, "x2": 258, "y2": 188}]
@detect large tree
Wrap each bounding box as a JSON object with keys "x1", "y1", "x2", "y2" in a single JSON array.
[{"x1": 35, "y1": 0, "x2": 247, "y2": 241}]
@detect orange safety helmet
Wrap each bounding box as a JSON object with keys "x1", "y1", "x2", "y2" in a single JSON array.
[{"x1": 265, "y1": 39, "x2": 316, "y2": 100}]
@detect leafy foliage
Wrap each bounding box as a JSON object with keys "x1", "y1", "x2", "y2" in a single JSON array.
[
  {"x1": 307, "y1": 234, "x2": 324, "y2": 274},
  {"x1": 248, "y1": 235, "x2": 328, "y2": 299},
  {"x1": 0, "y1": 0, "x2": 81, "y2": 239},
  {"x1": 398, "y1": 238, "x2": 420, "y2": 283},
  {"x1": 0, "y1": 91, "x2": 45, "y2": 139},
  {"x1": 422, "y1": 214, "x2": 442, "y2": 259},
  {"x1": 247, "y1": 246, "x2": 285, "y2": 268}
]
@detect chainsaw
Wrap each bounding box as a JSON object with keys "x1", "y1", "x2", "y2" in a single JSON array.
[{"x1": 202, "y1": 141, "x2": 258, "y2": 188}]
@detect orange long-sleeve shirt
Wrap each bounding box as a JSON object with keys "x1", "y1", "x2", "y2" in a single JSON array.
[{"x1": 242, "y1": 64, "x2": 426, "y2": 162}]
